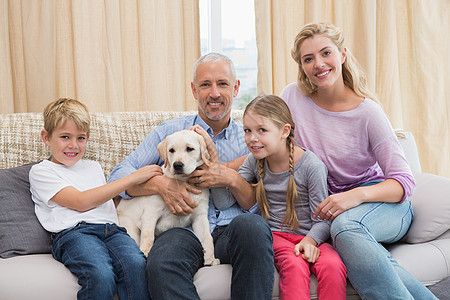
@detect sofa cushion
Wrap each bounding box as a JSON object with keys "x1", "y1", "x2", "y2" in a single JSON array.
[
  {"x1": 0, "y1": 162, "x2": 52, "y2": 258},
  {"x1": 0, "y1": 254, "x2": 79, "y2": 299},
  {"x1": 403, "y1": 173, "x2": 450, "y2": 243},
  {"x1": 387, "y1": 239, "x2": 450, "y2": 285}
]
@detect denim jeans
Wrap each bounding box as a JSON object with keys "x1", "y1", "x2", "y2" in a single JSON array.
[
  {"x1": 146, "y1": 213, "x2": 274, "y2": 300},
  {"x1": 331, "y1": 187, "x2": 438, "y2": 299},
  {"x1": 52, "y1": 222, "x2": 149, "y2": 300}
]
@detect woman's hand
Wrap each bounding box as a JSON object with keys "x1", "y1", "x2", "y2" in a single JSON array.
[
  {"x1": 314, "y1": 188, "x2": 364, "y2": 221},
  {"x1": 314, "y1": 179, "x2": 406, "y2": 221},
  {"x1": 294, "y1": 236, "x2": 320, "y2": 263}
]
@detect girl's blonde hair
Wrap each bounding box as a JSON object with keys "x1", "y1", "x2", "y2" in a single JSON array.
[
  {"x1": 43, "y1": 98, "x2": 90, "y2": 137},
  {"x1": 291, "y1": 22, "x2": 378, "y2": 102},
  {"x1": 244, "y1": 95, "x2": 299, "y2": 230}
]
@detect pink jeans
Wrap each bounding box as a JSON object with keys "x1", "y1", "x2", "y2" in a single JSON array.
[{"x1": 273, "y1": 231, "x2": 347, "y2": 300}]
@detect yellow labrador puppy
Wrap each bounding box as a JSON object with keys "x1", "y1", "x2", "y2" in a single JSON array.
[{"x1": 116, "y1": 130, "x2": 219, "y2": 266}]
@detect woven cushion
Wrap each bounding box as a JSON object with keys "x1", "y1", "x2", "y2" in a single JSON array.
[
  {"x1": 0, "y1": 162, "x2": 52, "y2": 258},
  {"x1": 0, "y1": 111, "x2": 244, "y2": 173}
]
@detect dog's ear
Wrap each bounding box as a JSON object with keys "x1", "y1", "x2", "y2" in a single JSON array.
[
  {"x1": 157, "y1": 138, "x2": 169, "y2": 168},
  {"x1": 197, "y1": 134, "x2": 212, "y2": 166}
]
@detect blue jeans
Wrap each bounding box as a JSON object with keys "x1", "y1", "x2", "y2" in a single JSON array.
[
  {"x1": 331, "y1": 182, "x2": 437, "y2": 299},
  {"x1": 52, "y1": 222, "x2": 149, "y2": 300},
  {"x1": 146, "y1": 213, "x2": 274, "y2": 300}
]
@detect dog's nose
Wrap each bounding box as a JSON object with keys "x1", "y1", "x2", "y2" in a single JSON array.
[{"x1": 173, "y1": 161, "x2": 184, "y2": 173}]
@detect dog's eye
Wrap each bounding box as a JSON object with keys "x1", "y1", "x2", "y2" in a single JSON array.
[
  {"x1": 169, "y1": 148, "x2": 175, "y2": 153},
  {"x1": 186, "y1": 147, "x2": 194, "y2": 152}
]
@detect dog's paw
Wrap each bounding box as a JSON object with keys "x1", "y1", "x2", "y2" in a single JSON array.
[
  {"x1": 140, "y1": 243, "x2": 153, "y2": 257},
  {"x1": 204, "y1": 256, "x2": 220, "y2": 266}
]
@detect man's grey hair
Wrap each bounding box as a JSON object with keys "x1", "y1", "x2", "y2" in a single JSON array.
[{"x1": 193, "y1": 52, "x2": 236, "y2": 84}]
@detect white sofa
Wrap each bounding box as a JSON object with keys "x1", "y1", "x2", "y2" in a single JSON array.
[{"x1": 1, "y1": 110, "x2": 449, "y2": 299}]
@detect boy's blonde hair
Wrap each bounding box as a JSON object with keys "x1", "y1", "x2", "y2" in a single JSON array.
[
  {"x1": 244, "y1": 95, "x2": 299, "y2": 230},
  {"x1": 43, "y1": 98, "x2": 90, "y2": 137},
  {"x1": 291, "y1": 22, "x2": 378, "y2": 102}
]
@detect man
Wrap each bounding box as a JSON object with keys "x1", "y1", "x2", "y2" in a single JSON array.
[{"x1": 108, "y1": 53, "x2": 274, "y2": 299}]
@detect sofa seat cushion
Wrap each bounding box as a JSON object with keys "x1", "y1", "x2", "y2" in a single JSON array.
[
  {"x1": 193, "y1": 264, "x2": 360, "y2": 300},
  {"x1": 387, "y1": 239, "x2": 450, "y2": 285},
  {"x1": 0, "y1": 162, "x2": 52, "y2": 258},
  {"x1": 0, "y1": 254, "x2": 79, "y2": 299}
]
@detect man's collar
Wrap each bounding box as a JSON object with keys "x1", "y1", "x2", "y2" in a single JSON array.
[{"x1": 195, "y1": 114, "x2": 232, "y2": 139}]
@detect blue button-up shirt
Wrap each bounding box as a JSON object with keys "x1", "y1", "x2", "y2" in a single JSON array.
[{"x1": 108, "y1": 114, "x2": 250, "y2": 232}]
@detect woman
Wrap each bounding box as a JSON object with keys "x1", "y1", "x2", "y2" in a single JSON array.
[{"x1": 280, "y1": 22, "x2": 437, "y2": 299}]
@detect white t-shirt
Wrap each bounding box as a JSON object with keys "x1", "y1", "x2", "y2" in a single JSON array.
[{"x1": 29, "y1": 159, "x2": 118, "y2": 233}]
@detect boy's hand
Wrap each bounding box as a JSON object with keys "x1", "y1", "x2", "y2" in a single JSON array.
[
  {"x1": 294, "y1": 236, "x2": 320, "y2": 263},
  {"x1": 133, "y1": 165, "x2": 163, "y2": 185}
]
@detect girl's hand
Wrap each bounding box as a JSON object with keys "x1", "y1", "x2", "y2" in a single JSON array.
[
  {"x1": 314, "y1": 188, "x2": 364, "y2": 221},
  {"x1": 132, "y1": 165, "x2": 163, "y2": 185},
  {"x1": 294, "y1": 236, "x2": 320, "y2": 263}
]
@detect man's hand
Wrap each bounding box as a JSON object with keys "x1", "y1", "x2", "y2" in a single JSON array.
[
  {"x1": 190, "y1": 125, "x2": 220, "y2": 163},
  {"x1": 148, "y1": 175, "x2": 201, "y2": 216},
  {"x1": 188, "y1": 162, "x2": 230, "y2": 188},
  {"x1": 188, "y1": 125, "x2": 230, "y2": 187}
]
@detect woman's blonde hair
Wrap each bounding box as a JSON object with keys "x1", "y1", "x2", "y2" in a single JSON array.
[
  {"x1": 291, "y1": 22, "x2": 378, "y2": 102},
  {"x1": 244, "y1": 95, "x2": 299, "y2": 230},
  {"x1": 43, "y1": 98, "x2": 90, "y2": 137}
]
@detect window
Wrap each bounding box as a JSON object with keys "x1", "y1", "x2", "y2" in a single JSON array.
[{"x1": 199, "y1": 0, "x2": 257, "y2": 109}]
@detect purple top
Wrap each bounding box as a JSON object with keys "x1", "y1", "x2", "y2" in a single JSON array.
[{"x1": 280, "y1": 83, "x2": 415, "y2": 203}]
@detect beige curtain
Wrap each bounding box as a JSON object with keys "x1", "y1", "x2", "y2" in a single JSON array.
[
  {"x1": 0, "y1": 0, "x2": 200, "y2": 114},
  {"x1": 255, "y1": 0, "x2": 450, "y2": 178}
]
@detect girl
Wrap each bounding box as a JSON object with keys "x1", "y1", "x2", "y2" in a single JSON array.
[
  {"x1": 280, "y1": 22, "x2": 437, "y2": 299},
  {"x1": 223, "y1": 95, "x2": 347, "y2": 300}
]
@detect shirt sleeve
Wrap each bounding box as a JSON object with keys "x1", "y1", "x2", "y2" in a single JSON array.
[
  {"x1": 368, "y1": 105, "x2": 416, "y2": 202},
  {"x1": 210, "y1": 155, "x2": 259, "y2": 211},
  {"x1": 303, "y1": 155, "x2": 331, "y2": 245},
  {"x1": 238, "y1": 155, "x2": 260, "y2": 214},
  {"x1": 107, "y1": 127, "x2": 165, "y2": 199},
  {"x1": 29, "y1": 163, "x2": 71, "y2": 207}
]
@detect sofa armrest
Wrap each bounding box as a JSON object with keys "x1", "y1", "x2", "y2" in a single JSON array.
[{"x1": 403, "y1": 173, "x2": 450, "y2": 243}]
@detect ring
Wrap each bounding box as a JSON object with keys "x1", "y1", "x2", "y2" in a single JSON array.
[
  {"x1": 197, "y1": 177, "x2": 201, "y2": 183},
  {"x1": 327, "y1": 210, "x2": 333, "y2": 216}
]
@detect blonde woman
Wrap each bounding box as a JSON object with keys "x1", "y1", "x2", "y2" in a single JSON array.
[{"x1": 280, "y1": 22, "x2": 437, "y2": 299}]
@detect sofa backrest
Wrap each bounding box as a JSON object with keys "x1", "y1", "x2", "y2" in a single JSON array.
[
  {"x1": 0, "y1": 110, "x2": 420, "y2": 177},
  {"x1": 0, "y1": 111, "x2": 243, "y2": 176},
  {"x1": 395, "y1": 130, "x2": 422, "y2": 175}
]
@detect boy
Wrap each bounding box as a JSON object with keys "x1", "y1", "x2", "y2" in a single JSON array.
[{"x1": 29, "y1": 98, "x2": 161, "y2": 299}]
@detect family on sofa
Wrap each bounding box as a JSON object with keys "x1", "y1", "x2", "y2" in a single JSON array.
[{"x1": 17, "y1": 22, "x2": 440, "y2": 299}]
